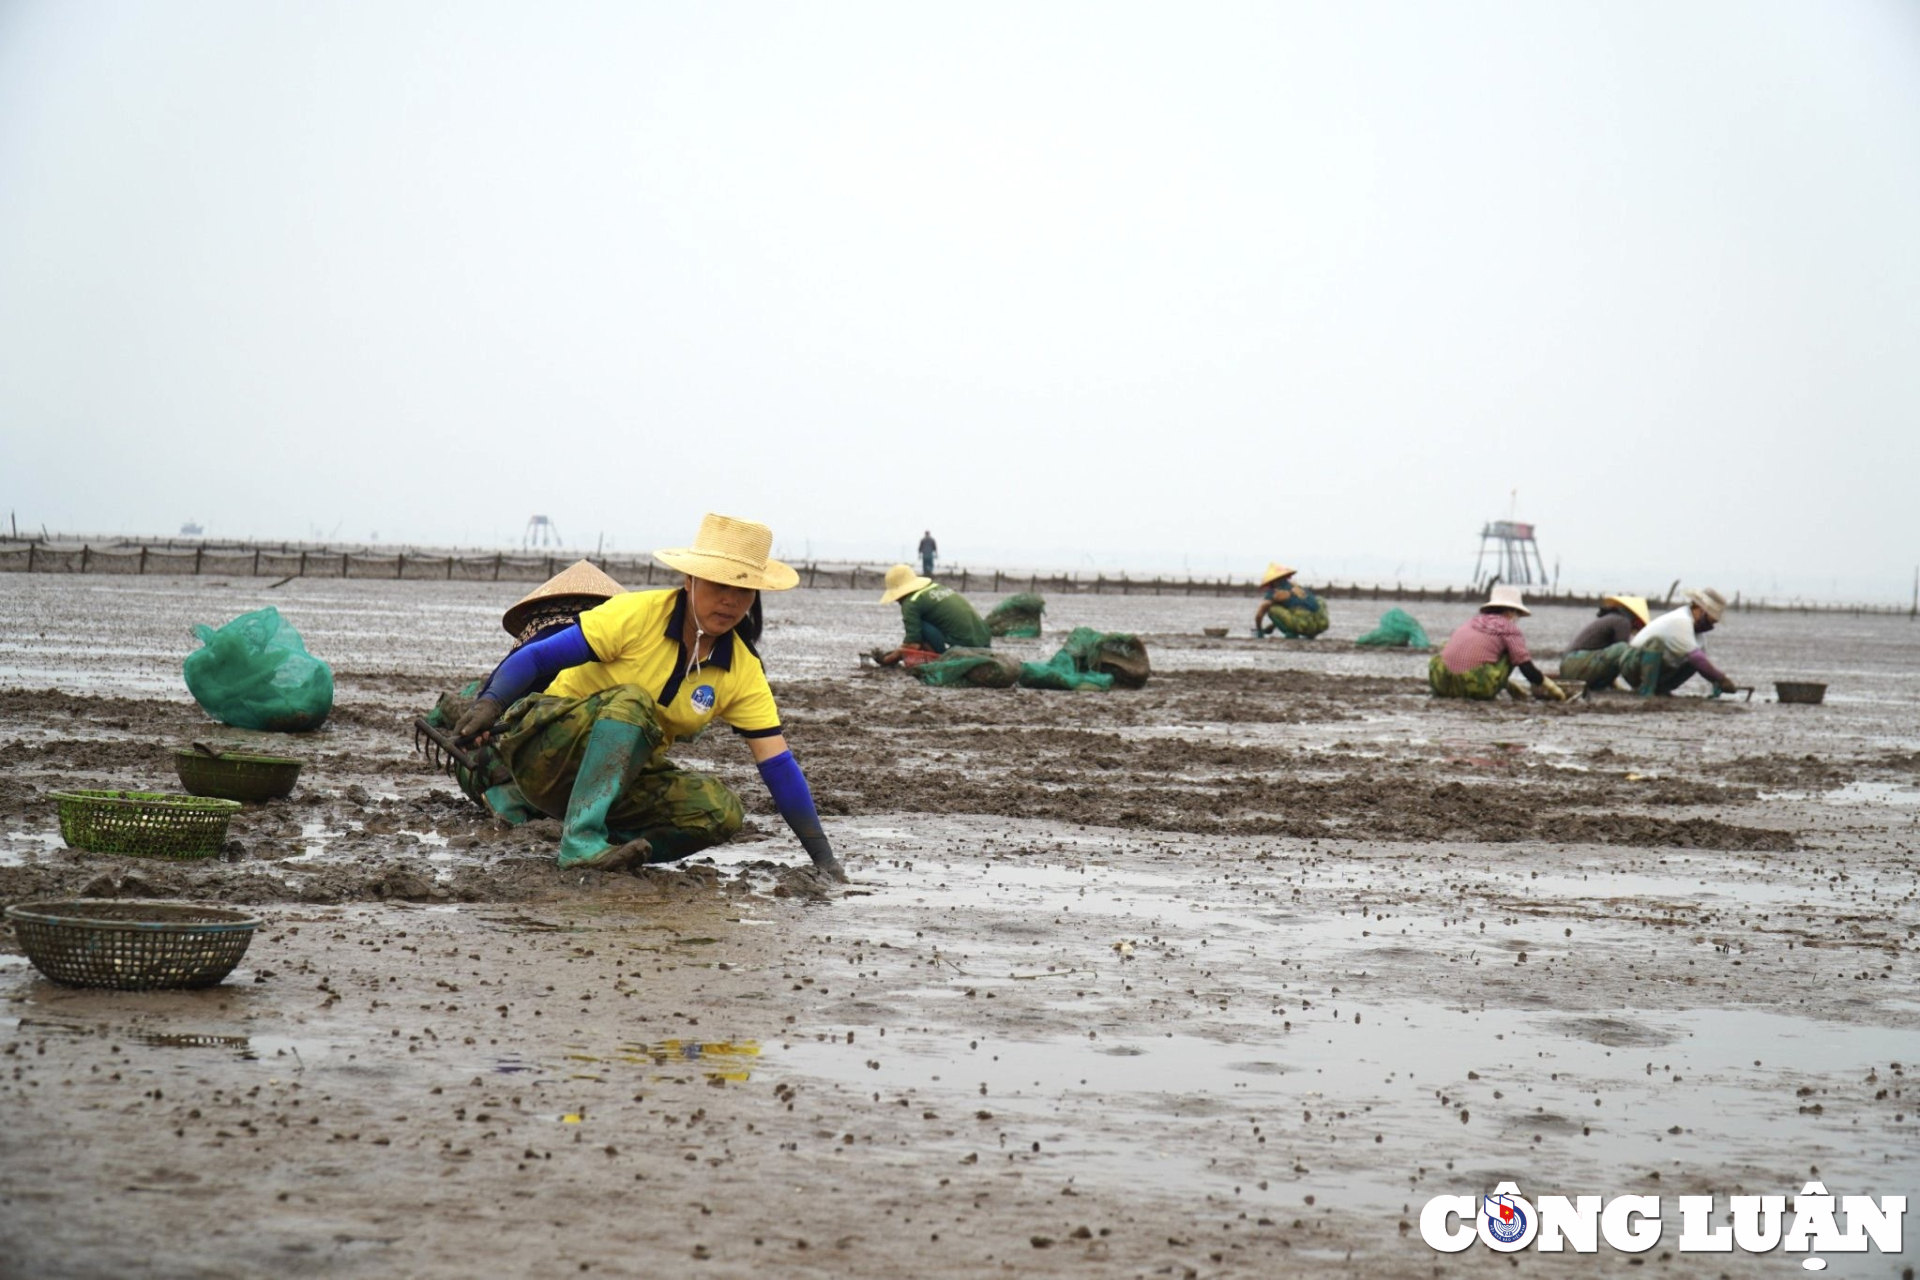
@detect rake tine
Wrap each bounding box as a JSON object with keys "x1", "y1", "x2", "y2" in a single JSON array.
[{"x1": 413, "y1": 717, "x2": 481, "y2": 773}]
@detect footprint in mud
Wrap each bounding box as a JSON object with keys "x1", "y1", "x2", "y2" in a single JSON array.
[{"x1": 1552, "y1": 1016, "x2": 1672, "y2": 1048}]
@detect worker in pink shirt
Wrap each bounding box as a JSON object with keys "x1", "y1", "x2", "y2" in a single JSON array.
[{"x1": 1429, "y1": 585, "x2": 1567, "y2": 701}]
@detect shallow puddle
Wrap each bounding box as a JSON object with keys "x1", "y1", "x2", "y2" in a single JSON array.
[{"x1": 777, "y1": 1003, "x2": 1920, "y2": 1212}]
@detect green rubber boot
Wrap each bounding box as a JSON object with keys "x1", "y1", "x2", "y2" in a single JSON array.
[
  {"x1": 556, "y1": 718, "x2": 650, "y2": 869},
  {"x1": 482, "y1": 783, "x2": 541, "y2": 826}
]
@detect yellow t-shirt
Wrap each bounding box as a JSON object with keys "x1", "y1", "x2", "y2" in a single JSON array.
[{"x1": 542, "y1": 589, "x2": 782, "y2": 746}]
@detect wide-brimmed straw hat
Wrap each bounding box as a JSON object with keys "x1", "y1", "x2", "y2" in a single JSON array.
[
  {"x1": 501, "y1": 559, "x2": 626, "y2": 639},
  {"x1": 1685, "y1": 587, "x2": 1728, "y2": 622},
  {"x1": 1480, "y1": 584, "x2": 1531, "y2": 616},
  {"x1": 879, "y1": 563, "x2": 933, "y2": 604},
  {"x1": 1602, "y1": 594, "x2": 1651, "y2": 627},
  {"x1": 1259, "y1": 562, "x2": 1296, "y2": 588},
  {"x1": 654, "y1": 513, "x2": 799, "y2": 592}
]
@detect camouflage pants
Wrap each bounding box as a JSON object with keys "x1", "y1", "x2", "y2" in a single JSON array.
[
  {"x1": 1428, "y1": 653, "x2": 1514, "y2": 700},
  {"x1": 1559, "y1": 647, "x2": 1624, "y2": 689},
  {"x1": 1265, "y1": 600, "x2": 1330, "y2": 638},
  {"x1": 491, "y1": 684, "x2": 744, "y2": 862},
  {"x1": 1605, "y1": 643, "x2": 1674, "y2": 696}
]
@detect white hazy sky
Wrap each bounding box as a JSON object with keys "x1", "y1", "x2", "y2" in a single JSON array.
[{"x1": 3, "y1": 1, "x2": 1918, "y2": 600}]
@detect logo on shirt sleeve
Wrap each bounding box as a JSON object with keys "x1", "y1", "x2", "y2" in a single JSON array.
[{"x1": 690, "y1": 685, "x2": 715, "y2": 714}]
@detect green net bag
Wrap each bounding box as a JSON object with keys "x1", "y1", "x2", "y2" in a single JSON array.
[
  {"x1": 183, "y1": 606, "x2": 334, "y2": 731},
  {"x1": 1354, "y1": 608, "x2": 1431, "y2": 649},
  {"x1": 1017, "y1": 650, "x2": 1114, "y2": 691},
  {"x1": 1060, "y1": 626, "x2": 1151, "y2": 688},
  {"x1": 986, "y1": 593, "x2": 1046, "y2": 638},
  {"x1": 912, "y1": 649, "x2": 1023, "y2": 689}
]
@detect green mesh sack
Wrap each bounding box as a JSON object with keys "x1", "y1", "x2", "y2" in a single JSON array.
[
  {"x1": 184, "y1": 606, "x2": 334, "y2": 732},
  {"x1": 1060, "y1": 626, "x2": 1150, "y2": 688},
  {"x1": 912, "y1": 648, "x2": 1023, "y2": 689},
  {"x1": 1018, "y1": 650, "x2": 1114, "y2": 691},
  {"x1": 1355, "y1": 608, "x2": 1431, "y2": 649},
  {"x1": 986, "y1": 593, "x2": 1046, "y2": 638}
]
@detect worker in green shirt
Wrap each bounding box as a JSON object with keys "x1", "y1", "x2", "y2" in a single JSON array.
[{"x1": 876, "y1": 563, "x2": 991, "y2": 662}]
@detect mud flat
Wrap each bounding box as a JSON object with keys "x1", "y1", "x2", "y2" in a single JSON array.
[{"x1": 1, "y1": 577, "x2": 1915, "y2": 1277}]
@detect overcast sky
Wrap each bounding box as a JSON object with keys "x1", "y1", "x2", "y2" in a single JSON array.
[{"x1": 3, "y1": 1, "x2": 1917, "y2": 600}]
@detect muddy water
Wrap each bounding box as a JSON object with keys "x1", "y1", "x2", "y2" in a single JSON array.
[{"x1": 0, "y1": 575, "x2": 1915, "y2": 1277}]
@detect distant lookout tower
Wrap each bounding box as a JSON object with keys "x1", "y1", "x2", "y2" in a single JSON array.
[
  {"x1": 523, "y1": 515, "x2": 563, "y2": 550},
  {"x1": 1473, "y1": 519, "x2": 1547, "y2": 590}
]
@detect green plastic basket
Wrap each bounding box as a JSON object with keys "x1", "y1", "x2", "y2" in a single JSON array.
[
  {"x1": 5, "y1": 899, "x2": 262, "y2": 990},
  {"x1": 173, "y1": 748, "x2": 302, "y2": 802},
  {"x1": 50, "y1": 790, "x2": 241, "y2": 859}
]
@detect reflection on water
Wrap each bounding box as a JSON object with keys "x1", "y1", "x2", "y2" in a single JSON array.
[{"x1": 565, "y1": 1038, "x2": 762, "y2": 1084}]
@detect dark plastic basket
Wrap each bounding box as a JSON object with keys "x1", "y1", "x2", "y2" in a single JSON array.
[
  {"x1": 50, "y1": 790, "x2": 241, "y2": 859},
  {"x1": 1775, "y1": 681, "x2": 1828, "y2": 705},
  {"x1": 4, "y1": 900, "x2": 262, "y2": 990},
  {"x1": 174, "y1": 749, "x2": 302, "y2": 802}
]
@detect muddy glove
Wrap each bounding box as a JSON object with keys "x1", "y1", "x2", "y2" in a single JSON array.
[
  {"x1": 454, "y1": 696, "x2": 505, "y2": 745},
  {"x1": 799, "y1": 834, "x2": 847, "y2": 883},
  {"x1": 1533, "y1": 677, "x2": 1568, "y2": 702},
  {"x1": 757, "y1": 750, "x2": 845, "y2": 883}
]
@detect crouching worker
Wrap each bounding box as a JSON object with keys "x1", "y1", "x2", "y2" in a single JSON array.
[
  {"x1": 1617, "y1": 588, "x2": 1737, "y2": 697},
  {"x1": 873, "y1": 564, "x2": 990, "y2": 664},
  {"x1": 1429, "y1": 585, "x2": 1566, "y2": 701},
  {"x1": 1558, "y1": 594, "x2": 1650, "y2": 691},
  {"x1": 1254, "y1": 563, "x2": 1330, "y2": 638},
  {"x1": 453, "y1": 514, "x2": 844, "y2": 881}
]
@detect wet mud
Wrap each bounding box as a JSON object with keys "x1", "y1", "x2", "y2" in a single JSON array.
[{"x1": 1, "y1": 579, "x2": 1916, "y2": 1277}]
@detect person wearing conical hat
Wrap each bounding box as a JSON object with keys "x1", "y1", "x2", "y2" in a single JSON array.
[
  {"x1": 1557, "y1": 594, "x2": 1650, "y2": 692},
  {"x1": 1253, "y1": 563, "x2": 1329, "y2": 639},
  {"x1": 451, "y1": 514, "x2": 844, "y2": 881},
  {"x1": 501, "y1": 559, "x2": 628, "y2": 646},
  {"x1": 873, "y1": 564, "x2": 991, "y2": 665},
  {"x1": 1616, "y1": 587, "x2": 1738, "y2": 697},
  {"x1": 421, "y1": 560, "x2": 627, "y2": 750},
  {"x1": 1429, "y1": 585, "x2": 1567, "y2": 701}
]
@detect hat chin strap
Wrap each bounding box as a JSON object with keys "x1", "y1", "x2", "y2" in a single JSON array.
[{"x1": 685, "y1": 580, "x2": 708, "y2": 683}]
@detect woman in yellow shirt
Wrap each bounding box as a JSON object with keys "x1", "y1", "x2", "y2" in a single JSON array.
[{"x1": 455, "y1": 514, "x2": 842, "y2": 880}]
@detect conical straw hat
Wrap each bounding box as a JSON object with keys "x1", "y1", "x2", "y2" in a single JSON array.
[
  {"x1": 1602, "y1": 594, "x2": 1651, "y2": 626},
  {"x1": 502, "y1": 560, "x2": 627, "y2": 637},
  {"x1": 653, "y1": 513, "x2": 799, "y2": 592},
  {"x1": 1260, "y1": 562, "x2": 1296, "y2": 587},
  {"x1": 879, "y1": 563, "x2": 933, "y2": 604}
]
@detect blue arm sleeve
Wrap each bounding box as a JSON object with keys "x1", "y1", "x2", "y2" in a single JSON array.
[
  {"x1": 756, "y1": 750, "x2": 823, "y2": 840},
  {"x1": 478, "y1": 624, "x2": 596, "y2": 707}
]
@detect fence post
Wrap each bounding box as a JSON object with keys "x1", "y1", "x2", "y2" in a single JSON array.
[
  {"x1": 194, "y1": 547, "x2": 204, "y2": 574},
  {"x1": 446, "y1": 555, "x2": 454, "y2": 580},
  {"x1": 138, "y1": 547, "x2": 148, "y2": 575},
  {"x1": 251, "y1": 548, "x2": 260, "y2": 576},
  {"x1": 396, "y1": 553, "x2": 405, "y2": 579},
  {"x1": 493, "y1": 553, "x2": 502, "y2": 581},
  {"x1": 81, "y1": 545, "x2": 90, "y2": 572},
  {"x1": 808, "y1": 563, "x2": 818, "y2": 588},
  {"x1": 341, "y1": 552, "x2": 349, "y2": 577},
  {"x1": 299, "y1": 550, "x2": 307, "y2": 576}
]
